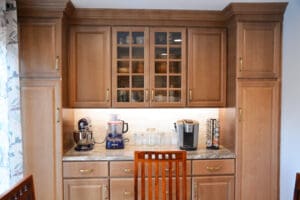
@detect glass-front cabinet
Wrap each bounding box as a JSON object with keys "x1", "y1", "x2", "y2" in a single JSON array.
[
  {"x1": 112, "y1": 27, "x2": 149, "y2": 107},
  {"x1": 150, "y1": 28, "x2": 186, "y2": 107},
  {"x1": 112, "y1": 27, "x2": 186, "y2": 107}
]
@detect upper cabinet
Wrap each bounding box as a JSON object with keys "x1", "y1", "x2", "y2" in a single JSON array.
[
  {"x1": 237, "y1": 22, "x2": 281, "y2": 78},
  {"x1": 188, "y1": 28, "x2": 226, "y2": 107},
  {"x1": 112, "y1": 27, "x2": 149, "y2": 107},
  {"x1": 150, "y1": 28, "x2": 186, "y2": 107},
  {"x1": 69, "y1": 26, "x2": 111, "y2": 108},
  {"x1": 111, "y1": 27, "x2": 186, "y2": 108},
  {"x1": 19, "y1": 18, "x2": 62, "y2": 78}
]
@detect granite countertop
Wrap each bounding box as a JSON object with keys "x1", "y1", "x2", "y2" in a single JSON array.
[{"x1": 63, "y1": 144, "x2": 235, "y2": 161}]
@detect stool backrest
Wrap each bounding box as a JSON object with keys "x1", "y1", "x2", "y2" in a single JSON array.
[{"x1": 294, "y1": 173, "x2": 300, "y2": 200}]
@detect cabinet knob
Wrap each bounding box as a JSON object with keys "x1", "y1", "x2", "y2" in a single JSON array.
[{"x1": 206, "y1": 166, "x2": 222, "y2": 172}]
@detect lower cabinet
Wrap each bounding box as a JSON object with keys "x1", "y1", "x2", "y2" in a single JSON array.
[
  {"x1": 192, "y1": 176, "x2": 234, "y2": 200},
  {"x1": 62, "y1": 159, "x2": 234, "y2": 200},
  {"x1": 64, "y1": 179, "x2": 109, "y2": 200}
]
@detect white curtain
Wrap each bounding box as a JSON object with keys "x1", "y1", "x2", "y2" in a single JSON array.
[{"x1": 0, "y1": 0, "x2": 23, "y2": 194}]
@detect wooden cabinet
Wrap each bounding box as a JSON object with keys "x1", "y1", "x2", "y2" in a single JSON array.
[
  {"x1": 192, "y1": 159, "x2": 235, "y2": 200},
  {"x1": 150, "y1": 28, "x2": 186, "y2": 107},
  {"x1": 236, "y1": 80, "x2": 280, "y2": 200},
  {"x1": 63, "y1": 161, "x2": 109, "y2": 200},
  {"x1": 64, "y1": 179, "x2": 109, "y2": 200},
  {"x1": 19, "y1": 18, "x2": 62, "y2": 78},
  {"x1": 237, "y1": 22, "x2": 281, "y2": 78},
  {"x1": 112, "y1": 27, "x2": 149, "y2": 107},
  {"x1": 69, "y1": 26, "x2": 111, "y2": 107},
  {"x1": 21, "y1": 79, "x2": 62, "y2": 200},
  {"x1": 112, "y1": 27, "x2": 186, "y2": 107},
  {"x1": 187, "y1": 28, "x2": 226, "y2": 107},
  {"x1": 192, "y1": 176, "x2": 234, "y2": 200}
]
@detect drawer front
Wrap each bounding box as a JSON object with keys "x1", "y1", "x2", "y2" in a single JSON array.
[
  {"x1": 192, "y1": 159, "x2": 235, "y2": 175},
  {"x1": 110, "y1": 161, "x2": 192, "y2": 177},
  {"x1": 63, "y1": 161, "x2": 108, "y2": 178}
]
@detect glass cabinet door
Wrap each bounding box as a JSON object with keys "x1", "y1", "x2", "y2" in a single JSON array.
[
  {"x1": 112, "y1": 27, "x2": 149, "y2": 107},
  {"x1": 150, "y1": 28, "x2": 186, "y2": 106}
]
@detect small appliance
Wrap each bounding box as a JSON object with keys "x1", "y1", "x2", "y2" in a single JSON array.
[
  {"x1": 106, "y1": 115, "x2": 128, "y2": 149},
  {"x1": 175, "y1": 119, "x2": 199, "y2": 150},
  {"x1": 73, "y1": 118, "x2": 95, "y2": 151}
]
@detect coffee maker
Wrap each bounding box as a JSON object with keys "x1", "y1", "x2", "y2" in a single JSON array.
[
  {"x1": 106, "y1": 115, "x2": 128, "y2": 149},
  {"x1": 175, "y1": 119, "x2": 199, "y2": 150}
]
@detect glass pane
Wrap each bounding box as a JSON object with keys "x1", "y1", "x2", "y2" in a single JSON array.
[
  {"x1": 155, "y1": 32, "x2": 167, "y2": 45},
  {"x1": 132, "y1": 47, "x2": 144, "y2": 59},
  {"x1": 169, "y1": 32, "x2": 182, "y2": 45},
  {"x1": 117, "y1": 76, "x2": 129, "y2": 88},
  {"x1": 169, "y1": 48, "x2": 181, "y2": 59},
  {"x1": 117, "y1": 61, "x2": 129, "y2": 73},
  {"x1": 155, "y1": 47, "x2": 167, "y2": 59},
  {"x1": 169, "y1": 62, "x2": 181, "y2": 73},
  {"x1": 169, "y1": 90, "x2": 181, "y2": 102},
  {"x1": 155, "y1": 62, "x2": 167, "y2": 73},
  {"x1": 132, "y1": 90, "x2": 144, "y2": 102},
  {"x1": 117, "y1": 32, "x2": 129, "y2": 45},
  {"x1": 117, "y1": 90, "x2": 129, "y2": 102},
  {"x1": 133, "y1": 32, "x2": 144, "y2": 44},
  {"x1": 132, "y1": 61, "x2": 144, "y2": 73},
  {"x1": 154, "y1": 90, "x2": 167, "y2": 102},
  {"x1": 169, "y1": 76, "x2": 181, "y2": 88},
  {"x1": 117, "y1": 47, "x2": 129, "y2": 59},
  {"x1": 132, "y1": 76, "x2": 144, "y2": 88},
  {"x1": 155, "y1": 76, "x2": 167, "y2": 88}
]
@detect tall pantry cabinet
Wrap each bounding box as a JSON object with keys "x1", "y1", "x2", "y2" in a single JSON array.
[
  {"x1": 18, "y1": 2, "x2": 68, "y2": 200},
  {"x1": 225, "y1": 3, "x2": 287, "y2": 200}
]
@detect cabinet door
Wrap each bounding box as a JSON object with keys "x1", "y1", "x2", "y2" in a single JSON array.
[
  {"x1": 19, "y1": 18, "x2": 61, "y2": 78},
  {"x1": 21, "y1": 79, "x2": 62, "y2": 200},
  {"x1": 192, "y1": 176, "x2": 234, "y2": 200},
  {"x1": 150, "y1": 28, "x2": 186, "y2": 107},
  {"x1": 69, "y1": 26, "x2": 111, "y2": 107},
  {"x1": 236, "y1": 80, "x2": 280, "y2": 200},
  {"x1": 237, "y1": 22, "x2": 281, "y2": 78},
  {"x1": 64, "y1": 179, "x2": 108, "y2": 200},
  {"x1": 188, "y1": 28, "x2": 226, "y2": 107},
  {"x1": 112, "y1": 27, "x2": 149, "y2": 107}
]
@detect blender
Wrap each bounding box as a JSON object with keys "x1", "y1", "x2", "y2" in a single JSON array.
[{"x1": 105, "y1": 116, "x2": 128, "y2": 149}]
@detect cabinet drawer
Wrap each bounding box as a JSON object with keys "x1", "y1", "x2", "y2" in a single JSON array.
[
  {"x1": 63, "y1": 161, "x2": 108, "y2": 178},
  {"x1": 110, "y1": 160, "x2": 191, "y2": 177},
  {"x1": 192, "y1": 159, "x2": 235, "y2": 175}
]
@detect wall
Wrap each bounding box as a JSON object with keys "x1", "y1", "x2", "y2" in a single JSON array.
[{"x1": 281, "y1": 0, "x2": 300, "y2": 199}]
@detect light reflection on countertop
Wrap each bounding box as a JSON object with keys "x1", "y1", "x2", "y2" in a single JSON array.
[{"x1": 63, "y1": 144, "x2": 235, "y2": 161}]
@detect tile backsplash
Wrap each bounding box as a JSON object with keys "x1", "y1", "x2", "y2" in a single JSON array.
[{"x1": 70, "y1": 108, "x2": 219, "y2": 148}]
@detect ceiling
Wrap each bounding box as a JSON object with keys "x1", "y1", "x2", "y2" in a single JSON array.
[{"x1": 71, "y1": 0, "x2": 287, "y2": 10}]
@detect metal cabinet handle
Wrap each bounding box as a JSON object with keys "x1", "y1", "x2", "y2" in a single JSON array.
[
  {"x1": 79, "y1": 169, "x2": 94, "y2": 174},
  {"x1": 189, "y1": 89, "x2": 192, "y2": 101},
  {"x1": 239, "y1": 107, "x2": 243, "y2": 122},
  {"x1": 206, "y1": 166, "x2": 222, "y2": 172},
  {"x1": 123, "y1": 168, "x2": 133, "y2": 173},
  {"x1": 55, "y1": 56, "x2": 59, "y2": 71},
  {"x1": 123, "y1": 191, "x2": 131, "y2": 196},
  {"x1": 145, "y1": 89, "x2": 149, "y2": 102},
  {"x1": 151, "y1": 90, "x2": 154, "y2": 101},
  {"x1": 56, "y1": 107, "x2": 60, "y2": 123},
  {"x1": 239, "y1": 57, "x2": 243, "y2": 72},
  {"x1": 106, "y1": 88, "x2": 110, "y2": 102}
]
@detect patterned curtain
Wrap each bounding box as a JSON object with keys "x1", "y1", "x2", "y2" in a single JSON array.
[{"x1": 0, "y1": 0, "x2": 23, "y2": 194}]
